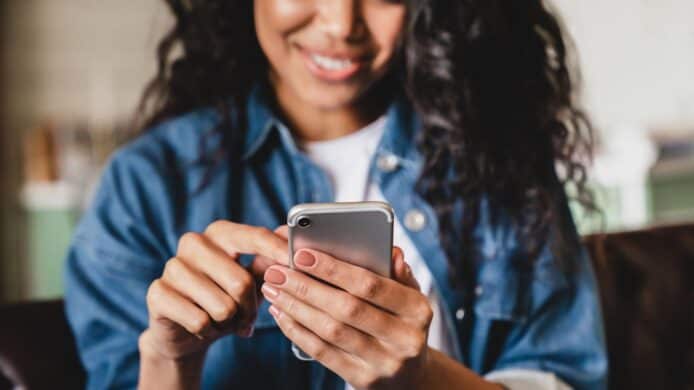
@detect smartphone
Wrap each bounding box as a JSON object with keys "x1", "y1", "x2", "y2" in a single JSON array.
[{"x1": 287, "y1": 201, "x2": 395, "y2": 360}]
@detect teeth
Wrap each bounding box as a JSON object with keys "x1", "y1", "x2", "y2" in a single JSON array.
[{"x1": 310, "y1": 53, "x2": 355, "y2": 71}]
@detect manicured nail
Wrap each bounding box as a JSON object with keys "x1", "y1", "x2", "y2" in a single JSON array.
[
  {"x1": 294, "y1": 251, "x2": 316, "y2": 267},
  {"x1": 265, "y1": 268, "x2": 286, "y2": 285},
  {"x1": 261, "y1": 284, "x2": 279, "y2": 300},
  {"x1": 269, "y1": 305, "x2": 281, "y2": 318}
]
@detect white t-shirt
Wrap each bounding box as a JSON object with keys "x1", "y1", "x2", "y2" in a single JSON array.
[
  {"x1": 299, "y1": 116, "x2": 571, "y2": 390},
  {"x1": 300, "y1": 116, "x2": 455, "y2": 360}
]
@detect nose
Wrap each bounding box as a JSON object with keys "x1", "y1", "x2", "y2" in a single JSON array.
[{"x1": 317, "y1": 0, "x2": 363, "y2": 40}]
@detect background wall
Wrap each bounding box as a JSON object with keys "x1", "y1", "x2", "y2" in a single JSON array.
[
  {"x1": 0, "y1": 0, "x2": 169, "y2": 301},
  {"x1": 1, "y1": 0, "x2": 694, "y2": 301},
  {"x1": 554, "y1": 0, "x2": 694, "y2": 133}
]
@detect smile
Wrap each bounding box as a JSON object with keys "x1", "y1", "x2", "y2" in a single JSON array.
[{"x1": 299, "y1": 46, "x2": 367, "y2": 82}]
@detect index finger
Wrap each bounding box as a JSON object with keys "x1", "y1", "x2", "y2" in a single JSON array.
[
  {"x1": 292, "y1": 248, "x2": 424, "y2": 318},
  {"x1": 204, "y1": 221, "x2": 289, "y2": 266}
]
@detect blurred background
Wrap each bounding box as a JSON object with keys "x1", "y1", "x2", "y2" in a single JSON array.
[{"x1": 1, "y1": 0, "x2": 693, "y2": 303}]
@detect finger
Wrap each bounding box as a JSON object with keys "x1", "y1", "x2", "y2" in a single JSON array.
[
  {"x1": 177, "y1": 233, "x2": 257, "y2": 329},
  {"x1": 249, "y1": 226, "x2": 290, "y2": 280},
  {"x1": 147, "y1": 278, "x2": 218, "y2": 339},
  {"x1": 392, "y1": 247, "x2": 420, "y2": 291},
  {"x1": 264, "y1": 265, "x2": 419, "y2": 349},
  {"x1": 292, "y1": 248, "x2": 424, "y2": 318},
  {"x1": 274, "y1": 225, "x2": 289, "y2": 239},
  {"x1": 268, "y1": 305, "x2": 371, "y2": 387},
  {"x1": 162, "y1": 257, "x2": 240, "y2": 327},
  {"x1": 260, "y1": 282, "x2": 390, "y2": 364},
  {"x1": 204, "y1": 221, "x2": 289, "y2": 266}
]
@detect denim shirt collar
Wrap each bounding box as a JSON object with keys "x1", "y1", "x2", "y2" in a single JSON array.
[{"x1": 241, "y1": 81, "x2": 422, "y2": 164}]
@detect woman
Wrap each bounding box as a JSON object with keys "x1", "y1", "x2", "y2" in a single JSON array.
[{"x1": 64, "y1": 0, "x2": 607, "y2": 389}]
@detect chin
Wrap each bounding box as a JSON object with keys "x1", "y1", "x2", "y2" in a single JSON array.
[{"x1": 297, "y1": 84, "x2": 365, "y2": 111}]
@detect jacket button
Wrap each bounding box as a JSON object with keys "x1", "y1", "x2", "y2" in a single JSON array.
[
  {"x1": 475, "y1": 285, "x2": 484, "y2": 296},
  {"x1": 455, "y1": 308, "x2": 465, "y2": 320},
  {"x1": 377, "y1": 153, "x2": 399, "y2": 172},
  {"x1": 404, "y1": 209, "x2": 426, "y2": 232}
]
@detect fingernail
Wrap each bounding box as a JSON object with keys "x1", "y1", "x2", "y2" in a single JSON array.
[
  {"x1": 269, "y1": 305, "x2": 281, "y2": 318},
  {"x1": 265, "y1": 268, "x2": 286, "y2": 285},
  {"x1": 294, "y1": 251, "x2": 316, "y2": 267},
  {"x1": 261, "y1": 283, "x2": 279, "y2": 300}
]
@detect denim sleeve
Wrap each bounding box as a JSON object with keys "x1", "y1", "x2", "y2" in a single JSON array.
[{"x1": 64, "y1": 145, "x2": 174, "y2": 389}]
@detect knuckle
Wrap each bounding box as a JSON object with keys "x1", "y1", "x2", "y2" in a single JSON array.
[
  {"x1": 341, "y1": 297, "x2": 365, "y2": 321},
  {"x1": 254, "y1": 226, "x2": 272, "y2": 237},
  {"x1": 146, "y1": 279, "x2": 164, "y2": 306},
  {"x1": 282, "y1": 318, "x2": 296, "y2": 336},
  {"x1": 323, "y1": 259, "x2": 339, "y2": 279},
  {"x1": 178, "y1": 232, "x2": 203, "y2": 253},
  {"x1": 163, "y1": 257, "x2": 186, "y2": 281},
  {"x1": 322, "y1": 320, "x2": 346, "y2": 343},
  {"x1": 205, "y1": 220, "x2": 233, "y2": 237},
  {"x1": 417, "y1": 301, "x2": 434, "y2": 328},
  {"x1": 212, "y1": 298, "x2": 236, "y2": 321},
  {"x1": 225, "y1": 271, "x2": 253, "y2": 297},
  {"x1": 309, "y1": 340, "x2": 328, "y2": 361},
  {"x1": 236, "y1": 271, "x2": 254, "y2": 291},
  {"x1": 284, "y1": 296, "x2": 298, "y2": 316},
  {"x1": 189, "y1": 313, "x2": 211, "y2": 334},
  {"x1": 294, "y1": 280, "x2": 309, "y2": 299},
  {"x1": 356, "y1": 275, "x2": 382, "y2": 300}
]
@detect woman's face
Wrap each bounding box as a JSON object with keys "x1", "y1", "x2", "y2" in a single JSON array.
[{"x1": 254, "y1": 0, "x2": 406, "y2": 110}]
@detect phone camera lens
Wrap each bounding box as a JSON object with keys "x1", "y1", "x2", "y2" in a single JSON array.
[{"x1": 297, "y1": 217, "x2": 311, "y2": 228}]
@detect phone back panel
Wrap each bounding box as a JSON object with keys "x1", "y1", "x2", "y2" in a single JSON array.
[
  {"x1": 287, "y1": 202, "x2": 394, "y2": 360},
  {"x1": 288, "y1": 202, "x2": 394, "y2": 277}
]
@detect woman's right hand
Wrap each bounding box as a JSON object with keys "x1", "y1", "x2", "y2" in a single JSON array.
[{"x1": 139, "y1": 221, "x2": 289, "y2": 361}]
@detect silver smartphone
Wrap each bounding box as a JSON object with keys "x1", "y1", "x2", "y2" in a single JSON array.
[{"x1": 287, "y1": 201, "x2": 395, "y2": 360}]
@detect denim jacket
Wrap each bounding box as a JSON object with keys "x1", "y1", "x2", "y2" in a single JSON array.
[{"x1": 64, "y1": 83, "x2": 607, "y2": 390}]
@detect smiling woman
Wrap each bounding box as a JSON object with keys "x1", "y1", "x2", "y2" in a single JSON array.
[
  {"x1": 255, "y1": 0, "x2": 404, "y2": 104},
  {"x1": 64, "y1": 0, "x2": 606, "y2": 389}
]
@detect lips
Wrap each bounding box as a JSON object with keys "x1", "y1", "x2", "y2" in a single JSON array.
[{"x1": 297, "y1": 45, "x2": 370, "y2": 82}]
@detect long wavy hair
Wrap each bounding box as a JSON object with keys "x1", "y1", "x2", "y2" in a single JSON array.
[{"x1": 136, "y1": 0, "x2": 595, "y2": 292}]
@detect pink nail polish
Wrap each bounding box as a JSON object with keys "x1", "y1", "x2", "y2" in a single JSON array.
[
  {"x1": 261, "y1": 284, "x2": 279, "y2": 300},
  {"x1": 269, "y1": 305, "x2": 281, "y2": 318},
  {"x1": 294, "y1": 251, "x2": 316, "y2": 267},
  {"x1": 265, "y1": 268, "x2": 287, "y2": 285}
]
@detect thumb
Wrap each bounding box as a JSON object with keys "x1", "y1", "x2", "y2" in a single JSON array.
[{"x1": 391, "y1": 246, "x2": 420, "y2": 291}]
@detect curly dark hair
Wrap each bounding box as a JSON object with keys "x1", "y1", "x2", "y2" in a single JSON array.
[{"x1": 136, "y1": 0, "x2": 595, "y2": 293}]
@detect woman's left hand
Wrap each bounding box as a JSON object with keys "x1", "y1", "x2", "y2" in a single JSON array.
[{"x1": 261, "y1": 234, "x2": 433, "y2": 389}]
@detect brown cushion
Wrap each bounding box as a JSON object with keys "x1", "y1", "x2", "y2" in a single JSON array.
[{"x1": 584, "y1": 224, "x2": 694, "y2": 390}]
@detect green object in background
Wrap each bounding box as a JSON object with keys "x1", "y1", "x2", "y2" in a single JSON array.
[
  {"x1": 25, "y1": 208, "x2": 78, "y2": 299},
  {"x1": 650, "y1": 161, "x2": 694, "y2": 223},
  {"x1": 21, "y1": 182, "x2": 80, "y2": 300}
]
